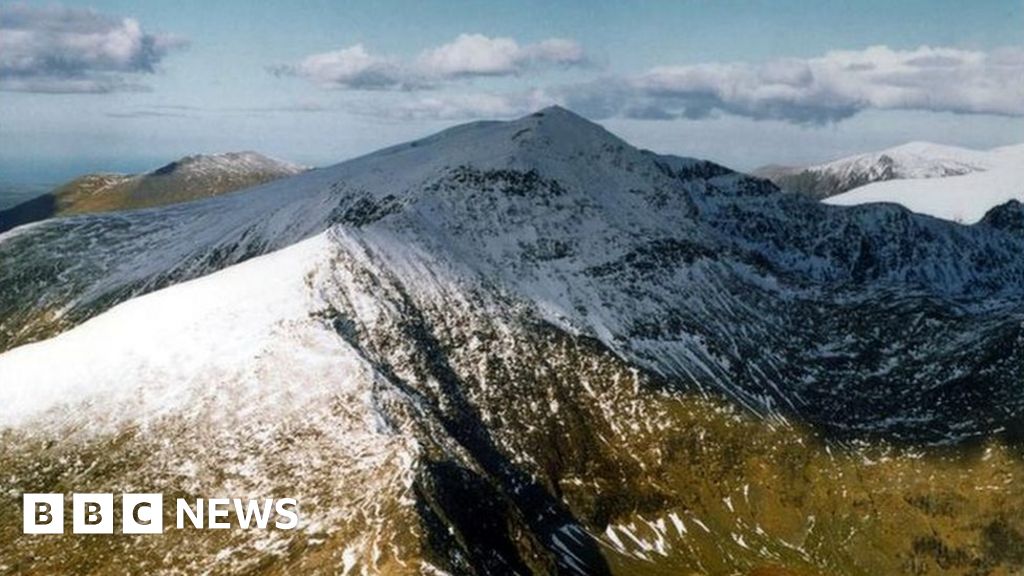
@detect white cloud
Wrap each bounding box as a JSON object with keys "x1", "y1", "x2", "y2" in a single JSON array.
[
  {"x1": 269, "y1": 44, "x2": 419, "y2": 90},
  {"x1": 0, "y1": 3, "x2": 186, "y2": 93},
  {"x1": 415, "y1": 34, "x2": 585, "y2": 78},
  {"x1": 275, "y1": 34, "x2": 587, "y2": 90},
  {"x1": 607, "y1": 45, "x2": 1024, "y2": 123}
]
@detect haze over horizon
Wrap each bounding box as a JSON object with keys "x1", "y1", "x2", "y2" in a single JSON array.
[{"x1": 1, "y1": 0, "x2": 1022, "y2": 184}]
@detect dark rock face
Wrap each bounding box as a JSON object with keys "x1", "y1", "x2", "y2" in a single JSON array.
[{"x1": 981, "y1": 200, "x2": 1024, "y2": 236}]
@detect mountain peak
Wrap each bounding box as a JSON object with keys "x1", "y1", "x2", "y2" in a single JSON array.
[
  {"x1": 504, "y1": 106, "x2": 629, "y2": 155},
  {"x1": 530, "y1": 104, "x2": 585, "y2": 119},
  {"x1": 327, "y1": 106, "x2": 636, "y2": 192},
  {"x1": 523, "y1": 105, "x2": 605, "y2": 129},
  {"x1": 151, "y1": 151, "x2": 306, "y2": 177}
]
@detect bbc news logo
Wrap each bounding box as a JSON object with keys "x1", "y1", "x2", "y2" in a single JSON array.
[{"x1": 23, "y1": 494, "x2": 299, "y2": 534}]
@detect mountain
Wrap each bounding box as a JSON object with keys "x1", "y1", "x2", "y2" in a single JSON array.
[
  {"x1": 0, "y1": 151, "x2": 306, "y2": 233},
  {"x1": 3, "y1": 107, "x2": 1024, "y2": 574},
  {"x1": 756, "y1": 142, "x2": 992, "y2": 199},
  {"x1": 825, "y1": 144, "x2": 1024, "y2": 223}
]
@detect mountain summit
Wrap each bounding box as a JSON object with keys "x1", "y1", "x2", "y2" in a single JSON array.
[{"x1": 3, "y1": 108, "x2": 1024, "y2": 574}]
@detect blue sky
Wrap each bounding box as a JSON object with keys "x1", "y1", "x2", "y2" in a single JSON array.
[{"x1": 1, "y1": 0, "x2": 1022, "y2": 184}]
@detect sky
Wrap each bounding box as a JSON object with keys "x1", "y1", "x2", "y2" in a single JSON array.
[{"x1": 1, "y1": 0, "x2": 1022, "y2": 186}]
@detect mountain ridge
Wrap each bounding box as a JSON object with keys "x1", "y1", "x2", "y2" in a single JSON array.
[{"x1": 0, "y1": 151, "x2": 306, "y2": 233}]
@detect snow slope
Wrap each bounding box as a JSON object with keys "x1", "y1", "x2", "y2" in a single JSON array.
[
  {"x1": 159, "y1": 151, "x2": 306, "y2": 178},
  {"x1": 0, "y1": 229, "x2": 425, "y2": 574},
  {"x1": 0, "y1": 232, "x2": 333, "y2": 427},
  {"x1": 825, "y1": 144, "x2": 1024, "y2": 223}
]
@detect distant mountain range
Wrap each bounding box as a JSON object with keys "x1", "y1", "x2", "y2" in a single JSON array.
[
  {"x1": 0, "y1": 151, "x2": 306, "y2": 233},
  {"x1": 755, "y1": 141, "x2": 1024, "y2": 223},
  {"x1": 3, "y1": 108, "x2": 1024, "y2": 574}
]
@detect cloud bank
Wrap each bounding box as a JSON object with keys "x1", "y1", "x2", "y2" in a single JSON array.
[
  {"x1": 270, "y1": 44, "x2": 413, "y2": 90},
  {"x1": 272, "y1": 33, "x2": 588, "y2": 89},
  {"x1": 416, "y1": 34, "x2": 586, "y2": 79},
  {"x1": 566, "y1": 45, "x2": 1024, "y2": 124},
  {"x1": 282, "y1": 43, "x2": 1022, "y2": 124},
  {"x1": 0, "y1": 3, "x2": 186, "y2": 93}
]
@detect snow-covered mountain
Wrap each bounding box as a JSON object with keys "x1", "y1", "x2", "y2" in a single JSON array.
[
  {"x1": 161, "y1": 150, "x2": 306, "y2": 178},
  {"x1": 757, "y1": 141, "x2": 992, "y2": 199},
  {"x1": 825, "y1": 144, "x2": 1024, "y2": 223},
  {"x1": 4, "y1": 105, "x2": 1024, "y2": 438},
  {"x1": 3, "y1": 108, "x2": 1024, "y2": 574},
  {"x1": 0, "y1": 151, "x2": 306, "y2": 233}
]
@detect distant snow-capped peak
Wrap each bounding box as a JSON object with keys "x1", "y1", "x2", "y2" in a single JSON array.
[
  {"x1": 758, "y1": 141, "x2": 994, "y2": 200},
  {"x1": 807, "y1": 141, "x2": 990, "y2": 181},
  {"x1": 151, "y1": 151, "x2": 308, "y2": 178},
  {"x1": 824, "y1": 143, "x2": 1024, "y2": 223}
]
